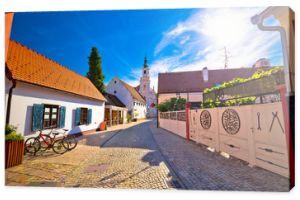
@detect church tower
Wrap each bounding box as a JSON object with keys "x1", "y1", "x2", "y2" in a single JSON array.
[
  {"x1": 139, "y1": 56, "x2": 150, "y2": 100},
  {"x1": 138, "y1": 56, "x2": 157, "y2": 118}
]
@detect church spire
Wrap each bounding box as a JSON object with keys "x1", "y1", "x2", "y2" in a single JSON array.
[{"x1": 144, "y1": 56, "x2": 149, "y2": 68}]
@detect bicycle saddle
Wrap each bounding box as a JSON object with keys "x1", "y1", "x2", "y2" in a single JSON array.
[
  {"x1": 52, "y1": 132, "x2": 60, "y2": 135},
  {"x1": 62, "y1": 129, "x2": 69, "y2": 131}
]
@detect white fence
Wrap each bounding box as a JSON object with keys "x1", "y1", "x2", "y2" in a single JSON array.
[
  {"x1": 158, "y1": 102, "x2": 289, "y2": 178},
  {"x1": 159, "y1": 111, "x2": 186, "y2": 139}
]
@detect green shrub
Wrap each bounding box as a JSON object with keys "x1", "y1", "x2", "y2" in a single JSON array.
[
  {"x1": 127, "y1": 113, "x2": 132, "y2": 123},
  {"x1": 176, "y1": 98, "x2": 186, "y2": 110},
  {"x1": 133, "y1": 112, "x2": 139, "y2": 118},
  {"x1": 156, "y1": 103, "x2": 168, "y2": 112},
  {"x1": 157, "y1": 97, "x2": 186, "y2": 112},
  {"x1": 5, "y1": 132, "x2": 24, "y2": 141},
  {"x1": 5, "y1": 124, "x2": 24, "y2": 141},
  {"x1": 5, "y1": 124, "x2": 17, "y2": 135}
]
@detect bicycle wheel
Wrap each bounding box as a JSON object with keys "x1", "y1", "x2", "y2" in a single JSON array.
[
  {"x1": 52, "y1": 139, "x2": 69, "y2": 154},
  {"x1": 64, "y1": 135, "x2": 78, "y2": 150},
  {"x1": 40, "y1": 135, "x2": 52, "y2": 151},
  {"x1": 25, "y1": 137, "x2": 41, "y2": 155}
]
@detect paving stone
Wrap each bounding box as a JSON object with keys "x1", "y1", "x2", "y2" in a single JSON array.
[
  {"x1": 149, "y1": 121, "x2": 290, "y2": 191},
  {"x1": 5, "y1": 120, "x2": 289, "y2": 191}
]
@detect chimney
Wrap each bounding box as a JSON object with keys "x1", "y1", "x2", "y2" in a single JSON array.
[{"x1": 203, "y1": 67, "x2": 208, "y2": 82}]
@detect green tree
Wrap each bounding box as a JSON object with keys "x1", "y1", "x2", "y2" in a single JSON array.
[
  {"x1": 157, "y1": 97, "x2": 186, "y2": 112},
  {"x1": 87, "y1": 47, "x2": 105, "y2": 93}
]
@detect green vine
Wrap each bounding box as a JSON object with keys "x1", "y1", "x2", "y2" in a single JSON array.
[
  {"x1": 201, "y1": 96, "x2": 257, "y2": 108},
  {"x1": 203, "y1": 66, "x2": 284, "y2": 94}
]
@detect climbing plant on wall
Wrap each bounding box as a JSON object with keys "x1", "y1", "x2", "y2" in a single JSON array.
[
  {"x1": 201, "y1": 96, "x2": 257, "y2": 108},
  {"x1": 201, "y1": 66, "x2": 284, "y2": 108},
  {"x1": 203, "y1": 66, "x2": 284, "y2": 94}
]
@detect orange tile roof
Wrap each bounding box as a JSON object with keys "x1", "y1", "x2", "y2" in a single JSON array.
[
  {"x1": 120, "y1": 80, "x2": 146, "y2": 103},
  {"x1": 6, "y1": 40, "x2": 106, "y2": 101}
]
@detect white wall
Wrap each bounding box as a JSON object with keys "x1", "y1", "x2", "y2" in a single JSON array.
[
  {"x1": 158, "y1": 111, "x2": 186, "y2": 138},
  {"x1": 5, "y1": 77, "x2": 13, "y2": 119},
  {"x1": 7, "y1": 81, "x2": 105, "y2": 138},
  {"x1": 106, "y1": 77, "x2": 134, "y2": 110},
  {"x1": 132, "y1": 102, "x2": 146, "y2": 119},
  {"x1": 106, "y1": 77, "x2": 146, "y2": 119}
]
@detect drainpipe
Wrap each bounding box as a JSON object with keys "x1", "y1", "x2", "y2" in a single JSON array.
[
  {"x1": 6, "y1": 79, "x2": 16, "y2": 125},
  {"x1": 251, "y1": 7, "x2": 291, "y2": 94},
  {"x1": 251, "y1": 8, "x2": 294, "y2": 188}
]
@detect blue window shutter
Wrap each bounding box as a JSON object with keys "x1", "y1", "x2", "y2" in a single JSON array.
[
  {"x1": 32, "y1": 104, "x2": 44, "y2": 131},
  {"x1": 75, "y1": 108, "x2": 81, "y2": 126},
  {"x1": 59, "y1": 106, "x2": 66, "y2": 128},
  {"x1": 87, "y1": 109, "x2": 92, "y2": 124}
]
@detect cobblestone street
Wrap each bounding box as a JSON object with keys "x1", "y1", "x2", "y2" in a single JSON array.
[
  {"x1": 149, "y1": 123, "x2": 290, "y2": 191},
  {"x1": 5, "y1": 120, "x2": 289, "y2": 191},
  {"x1": 5, "y1": 121, "x2": 179, "y2": 189}
]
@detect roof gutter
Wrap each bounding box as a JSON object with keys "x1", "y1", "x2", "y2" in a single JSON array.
[
  {"x1": 5, "y1": 68, "x2": 16, "y2": 125},
  {"x1": 251, "y1": 7, "x2": 291, "y2": 94}
]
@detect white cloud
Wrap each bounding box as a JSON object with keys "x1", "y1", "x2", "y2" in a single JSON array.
[
  {"x1": 167, "y1": 23, "x2": 189, "y2": 36},
  {"x1": 148, "y1": 7, "x2": 283, "y2": 91},
  {"x1": 126, "y1": 8, "x2": 283, "y2": 92},
  {"x1": 179, "y1": 35, "x2": 191, "y2": 45}
]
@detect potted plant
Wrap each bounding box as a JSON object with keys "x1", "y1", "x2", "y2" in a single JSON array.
[
  {"x1": 98, "y1": 121, "x2": 107, "y2": 131},
  {"x1": 127, "y1": 113, "x2": 132, "y2": 123},
  {"x1": 5, "y1": 125, "x2": 24, "y2": 168}
]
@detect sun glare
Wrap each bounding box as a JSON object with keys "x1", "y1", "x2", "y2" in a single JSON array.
[{"x1": 201, "y1": 9, "x2": 250, "y2": 48}]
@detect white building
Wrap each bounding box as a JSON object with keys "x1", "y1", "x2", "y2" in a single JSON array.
[
  {"x1": 106, "y1": 77, "x2": 147, "y2": 120},
  {"x1": 103, "y1": 93, "x2": 128, "y2": 126},
  {"x1": 136, "y1": 57, "x2": 157, "y2": 118},
  {"x1": 5, "y1": 40, "x2": 106, "y2": 138}
]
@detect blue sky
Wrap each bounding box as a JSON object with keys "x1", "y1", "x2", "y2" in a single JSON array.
[{"x1": 11, "y1": 8, "x2": 283, "y2": 90}]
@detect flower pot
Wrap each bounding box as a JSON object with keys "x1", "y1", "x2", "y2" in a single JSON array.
[
  {"x1": 99, "y1": 121, "x2": 107, "y2": 131},
  {"x1": 5, "y1": 140, "x2": 24, "y2": 168}
]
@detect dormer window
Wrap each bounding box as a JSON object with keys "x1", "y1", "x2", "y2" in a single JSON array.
[{"x1": 144, "y1": 70, "x2": 146, "y2": 74}]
